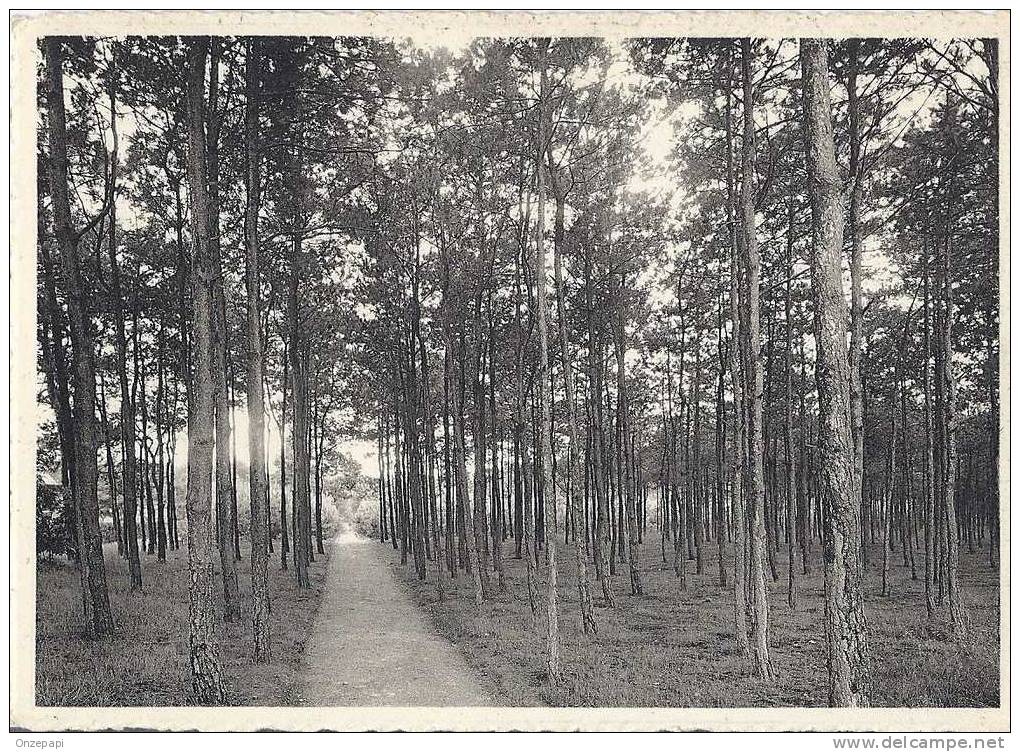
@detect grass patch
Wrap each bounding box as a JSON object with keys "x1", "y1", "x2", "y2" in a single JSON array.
[
  {"x1": 36, "y1": 540, "x2": 329, "y2": 706},
  {"x1": 396, "y1": 538, "x2": 1000, "y2": 708}
]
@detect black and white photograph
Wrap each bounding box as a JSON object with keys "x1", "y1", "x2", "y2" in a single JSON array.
[{"x1": 8, "y1": 8, "x2": 1008, "y2": 734}]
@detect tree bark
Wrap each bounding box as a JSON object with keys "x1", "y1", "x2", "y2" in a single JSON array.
[
  {"x1": 882, "y1": 388, "x2": 896, "y2": 598},
  {"x1": 938, "y1": 95, "x2": 968, "y2": 637},
  {"x1": 206, "y1": 43, "x2": 242, "y2": 620},
  {"x1": 289, "y1": 235, "x2": 312, "y2": 589},
  {"x1": 549, "y1": 158, "x2": 598, "y2": 635},
  {"x1": 615, "y1": 271, "x2": 642, "y2": 597},
  {"x1": 714, "y1": 286, "x2": 728, "y2": 588},
  {"x1": 724, "y1": 43, "x2": 749, "y2": 658},
  {"x1": 37, "y1": 239, "x2": 76, "y2": 496},
  {"x1": 183, "y1": 36, "x2": 226, "y2": 703},
  {"x1": 586, "y1": 241, "x2": 615, "y2": 608},
  {"x1": 155, "y1": 322, "x2": 168, "y2": 561},
  {"x1": 922, "y1": 246, "x2": 936, "y2": 617},
  {"x1": 846, "y1": 39, "x2": 866, "y2": 580},
  {"x1": 739, "y1": 38, "x2": 773, "y2": 681},
  {"x1": 244, "y1": 37, "x2": 271, "y2": 663},
  {"x1": 280, "y1": 339, "x2": 290, "y2": 569},
  {"x1": 139, "y1": 331, "x2": 157, "y2": 555},
  {"x1": 443, "y1": 354, "x2": 456, "y2": 575},
  {"x1": 102, "y1": 74, "x2": 143, "y2": 588},
  {"x1": 801, "y1": 37, "x2": 871, "y2": 708},
  {"x1": 43, "y1": 36, "x2": 115, "y2": 639},
  {"x1": 534, "y1": 39, "x2": 561, "y2": 683},
  {"x1": 784, "y1": 196, "x2": 797, "y2": 609},
  {"x1": 451, "y1": 334, "x2": 484, "y2": 606}
]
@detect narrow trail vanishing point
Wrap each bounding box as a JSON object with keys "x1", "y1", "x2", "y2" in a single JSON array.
[{"x1": 298, "y1": 533, "x2": 493, "y2": 706}]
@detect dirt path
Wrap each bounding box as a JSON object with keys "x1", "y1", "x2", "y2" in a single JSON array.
[{"x1": 297, "y1": 533, "x2": 492, "y2": 706}]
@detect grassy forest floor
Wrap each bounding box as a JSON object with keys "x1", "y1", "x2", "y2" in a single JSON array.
[
  {"x1": 35, "y1": 529, "x2": 999, "y2": 708},
  {"x1": 397, "y1": 535, "x2": 1000, "y2": 708},
  {"x1": 36, "y1": 540, "x2": 329, "y2": 706}
]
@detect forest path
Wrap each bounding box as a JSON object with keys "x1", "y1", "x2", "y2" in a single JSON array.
[{"x1": 297, "y1": 532, "x2": 492, "y2": 706}]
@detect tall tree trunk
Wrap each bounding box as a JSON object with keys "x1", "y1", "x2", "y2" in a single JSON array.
[
  {"x1": 229, "y1": 371, "x2": 242, "y2": 561},
  {"x1": 314, "y1": 400, "x2": 326, "y2": 556},
  {"x1": 206, "y1": 43, "x2": 241, "y2": 622},
  {"x1": 280, "y1": 339, "x2": 290, "y2": 569},
  {"x1": 378, "y1": 412, "x2": 388, "y2": 543},
  {"x1": 155, "y1": 322, "x2": 168, "y2": 561},
  {"x1": 801, "y1": 37, "x2": 871, "y2": 708},
  {"x1": 182, "y1": 36, "x2": 226, "y2": 703},
  {"x1": 938, "y1": 96, "x2": 968, "y2": 637},
  {"x1": 614, "y1": 268, "x2": 642, "y2": 597},
  {"x1": 394, "y1": 401, "x2": 408, "y2": 566},
  {"x1": 101, "y1": 78, "x2": 143, "y2": 588},
  {"x1": 671, "y1": 324, "x2": 687, "y2": 585},
  {"x1": 725, "y1": 43, "x2": 749, "y2": 658},
  {"x1": 37, "y1": 240, "x2": 76, "y2": 496},
  {"x1": 175, "y1": 184, "x2": 193, "y2": 404},
  {"x1": 739, "y1": 38, "x2": 773, "y2": 681},
  {"x1": 549, "y1": 159, "x2": 597, "y2": 635},
  {"x1": 691, "y1": 338, "x2": 704, "y2": 576},
  {"x1": 443, "y1": 350, "x2": 456, "y2": 574},
  {"x1": 134, "y1": 306, "x2": 147, "y2": 557},
  {"x1": 470, "y1": 340, "x2": 490, "y2": 590},
  {"x1": 881, "y1": 387, "x2": 897, "y2": 598},
  {"x1": 43, "y1": 37, "x2": 115, "y2": 638},
  {"x1": 784, "y1": 196, "x2": 797, "y2": 609},
  {"x1": 139, "y1": 334, "x2": 157, "y2": 554},
  {"x1": 714, "y1": 287, "x2": 728, "y2": 588},
  {"x1": 846, "y1": 39, "x2": 866, "y2": 579},
  {"x1": 244, "y1": 37, "x2": 271, "y2": 663},
  {"x1": 899, "y1": 361, "x2": 918, "y2": 581},
  {"x1": 586, "y1": 252, "x2": 615, "y2": 608},
  {"x1": 201, "y1": 43, "x2": 241, "y2": 618},
  {"x1": 487, "y1": 311, "x2": 505, "y2": 591},
  {"x1": 798, "y1": 325, "x2": 811, "y2": 575},
  {"x1": 922, "y1": 246, "x2": 936, "y2": 617},
  {"x1": 451, "y1": 334, "x2": 484, "y2": 606},
  {"x1": 522, "y1": 402, "x2": 540, "y2": 624},
  {"x1": 168, "y1": 371, "x2": 181, "y2": 552},
  {"x1": 289, "y1": 234, "x2": 312, "y2": 589},
  {"x1": 535, "y1": 39, "x2": 560, "y2": 682},
  {"x1": 169, "y1": 425, "x2": 180, "y2": 551},
  {"x1": 510, "y1": 218, "x2": 537, "y2": 615},
  {"x1": 403, "y1": 284, "x2": 427, "y2": 580}
]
